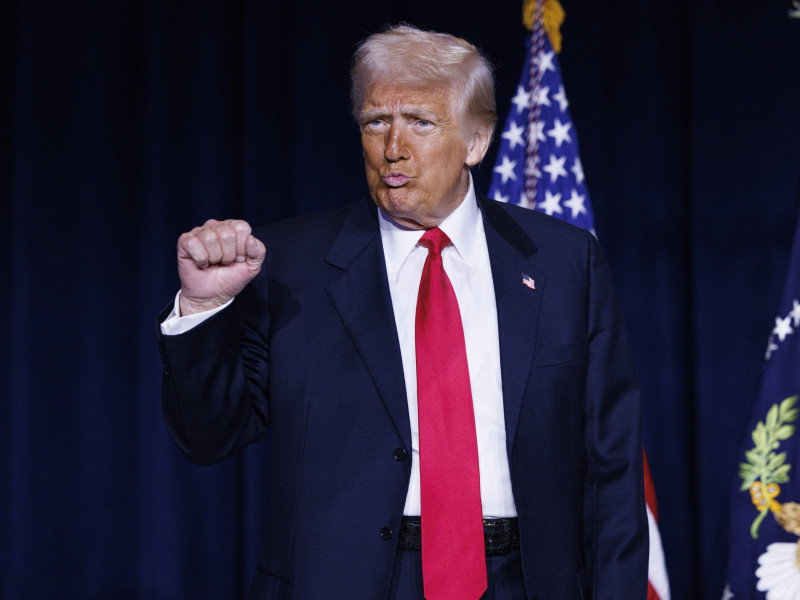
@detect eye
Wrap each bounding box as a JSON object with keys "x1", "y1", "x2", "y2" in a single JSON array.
[{"x1": 362, "y1": 119, "x2": 386, "y2": 133}]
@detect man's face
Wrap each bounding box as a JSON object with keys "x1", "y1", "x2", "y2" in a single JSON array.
[{"x1": 359, "y1": 82, "x2": 490, "y2": 230}]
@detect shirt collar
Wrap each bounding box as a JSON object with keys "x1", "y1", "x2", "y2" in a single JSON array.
[{"x1": 379, "y1": 174, "x2": 482, "y2": 274}]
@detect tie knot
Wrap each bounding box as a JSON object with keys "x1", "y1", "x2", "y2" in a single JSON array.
[{"x1": 419, "y1": 227, "x2": 451, "y2": 255}]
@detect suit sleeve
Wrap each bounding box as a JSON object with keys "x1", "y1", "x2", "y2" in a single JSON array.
[
  {"x1": 157, "y1": 271, "x2": 270, "y2": 466},
  {"x1": 582, "y1": 233, "x2": 649, "y2": 598}
]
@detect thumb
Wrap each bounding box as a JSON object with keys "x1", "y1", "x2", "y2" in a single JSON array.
[{"x1": 245, "y1": 234, "x2": 266, "y2": 267}]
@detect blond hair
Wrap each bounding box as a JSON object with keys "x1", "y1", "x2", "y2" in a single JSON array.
[{"x1": 351, "y1": 24, "x2": 497, "y2": 134}]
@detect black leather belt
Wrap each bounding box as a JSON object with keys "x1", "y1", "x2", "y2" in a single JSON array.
[{"x1": 398, "y1": 517, "x2": 520, "y2": 556}]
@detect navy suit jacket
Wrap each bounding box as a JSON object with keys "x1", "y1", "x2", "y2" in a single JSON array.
[{"x1": 158, "y1": 194, "x2": 648, "y2": 599}]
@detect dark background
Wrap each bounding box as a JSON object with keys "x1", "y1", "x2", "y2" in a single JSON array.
[{"x1": 3, "y1": 1, "x2": 799, "y2": 598}]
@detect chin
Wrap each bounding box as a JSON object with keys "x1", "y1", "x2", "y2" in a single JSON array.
[
  {"x1": 377, "y1": 190, "x2": 414, "y2": 214},
  {"x1": 381, "y1": 203, "x2": 428, "y2": 229}
]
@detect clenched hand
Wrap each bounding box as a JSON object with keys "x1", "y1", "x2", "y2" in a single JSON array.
[{"x1": 177, "y1": 219, "x2": 266, "y2": 315}]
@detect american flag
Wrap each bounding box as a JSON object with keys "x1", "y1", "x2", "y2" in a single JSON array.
[
  {"x1": 487, "y1": 24, "x2": 594, "y2": 235},
  {"x1": 522, "y1": 274, "x2": 536, "y2": 290},
  {"x1": 488, "y1": 10, "x2": 670, "y2": 600}
]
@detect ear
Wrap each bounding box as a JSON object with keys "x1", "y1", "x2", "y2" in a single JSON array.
[{"x1": 465, "y1": 125, "x2": 493, "y2": 167}]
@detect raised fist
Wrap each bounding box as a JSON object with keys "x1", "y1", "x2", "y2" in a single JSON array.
[{"x1": 176, "y1": 219, "x2": 266, "y2": 315}]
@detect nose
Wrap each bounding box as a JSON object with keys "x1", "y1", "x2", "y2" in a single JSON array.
[{"x1": 384, "y1": 123, "x2": 409, "y2": 162}]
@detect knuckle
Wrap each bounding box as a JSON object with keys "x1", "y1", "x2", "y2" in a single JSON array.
[
  {"x1": 217, "y1": 227, "x2": 236, "y2": 243},
  {"x1": 178, "y1": 232, "x2": 201, "y2": 253},
  {"x1": 231, "y1": 220, "x2": 251, "y2": 234},
  {"x1": 196, "y1": 228, "x2": 218, "y2": 245}
]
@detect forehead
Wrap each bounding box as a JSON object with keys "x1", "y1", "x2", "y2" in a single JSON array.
[{"x1": 360, "y1": 81, "x2": 457, "y2": 116}]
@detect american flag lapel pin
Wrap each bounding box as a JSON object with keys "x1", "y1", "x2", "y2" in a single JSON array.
[{"x1": 522, "y1": 273, "x2": 536, "y2": 290}]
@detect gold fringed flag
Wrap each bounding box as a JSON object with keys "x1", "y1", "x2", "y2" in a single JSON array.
[{"x1": 726, "y1": 207, "x2": 800, "y2": 598}]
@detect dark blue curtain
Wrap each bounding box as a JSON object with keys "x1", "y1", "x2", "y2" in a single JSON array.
[{"x1": 3, "y1": 1, "x2": 799, "y2": 598}]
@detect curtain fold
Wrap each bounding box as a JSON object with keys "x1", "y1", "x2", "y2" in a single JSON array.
[{"x1": 3, "y1": 1, "x2": 799, "y2": 598}]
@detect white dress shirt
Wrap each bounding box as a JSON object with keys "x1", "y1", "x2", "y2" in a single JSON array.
[
  {"x1": 161, "y1": 176, "x2": 516, "y2": 517},
  {"x1": 380, "y1": 177, "x2": 516, "y2": 518}
]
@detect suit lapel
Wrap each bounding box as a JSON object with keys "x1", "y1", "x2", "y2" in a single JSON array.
[
  {"x1": 479, "y1": 196, "x2": 545, "y2": 458},
  {"x1": 322, "y1": 196, "x2": 543, "y2": 457},
  {"x1": 324, "y1": 200, "x2": 412, "y2": 451}
]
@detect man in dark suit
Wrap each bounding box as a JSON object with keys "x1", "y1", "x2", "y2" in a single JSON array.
[{"x1": 158, "y1": 24, "x2": 648, "y2": 600}]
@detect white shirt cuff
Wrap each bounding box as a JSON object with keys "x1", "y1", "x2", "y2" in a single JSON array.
[{"x1": 160, "y1": 292, "x2": 234, "y2": 336}]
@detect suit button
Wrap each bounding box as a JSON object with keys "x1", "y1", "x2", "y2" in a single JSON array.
[
  {"x1": 380, "y1": 527, "x2": 393, "y2": 540},
  {"x1": 393, "y1": 448, "x2": 408, "y2": 461}
]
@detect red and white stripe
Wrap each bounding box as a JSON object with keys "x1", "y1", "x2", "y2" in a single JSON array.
[{"x1": 644, "y1": 451, "x2": 670, "y2": 600}]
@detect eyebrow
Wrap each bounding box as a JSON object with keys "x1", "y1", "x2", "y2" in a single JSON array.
[{"x1": 359, "y1": 105, "x2": 443, "y2": 123}]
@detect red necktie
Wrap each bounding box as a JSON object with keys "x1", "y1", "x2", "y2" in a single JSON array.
[{"x1": 415, "y1": 228, "x2": 487, "y2": 600}]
